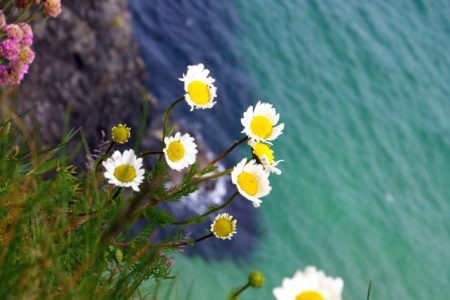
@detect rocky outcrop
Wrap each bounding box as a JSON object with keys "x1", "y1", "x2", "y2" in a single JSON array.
[{"x1": 17, "y1": 0, "x2": 160, "y2": 167}]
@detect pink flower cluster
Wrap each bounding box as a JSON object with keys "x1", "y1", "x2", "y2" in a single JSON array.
[
  {"x1": 13, "y1": 0, "x2": 61, "y2": 18},
  {"x1": 43, "y1": 0, "x2": 61, "y2": 18},
  {"x1": 0, "y1": 12, "x2": 35, "y2": 86}
]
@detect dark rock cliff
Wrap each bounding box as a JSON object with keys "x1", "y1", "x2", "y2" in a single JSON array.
[{"x1": 17, "y1": 0, "x2": 161, "y2": 166}]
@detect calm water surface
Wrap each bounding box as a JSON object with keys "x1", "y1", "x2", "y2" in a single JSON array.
[{"x1": 131, "y1": 0, "x2": 450, "y2": 299}]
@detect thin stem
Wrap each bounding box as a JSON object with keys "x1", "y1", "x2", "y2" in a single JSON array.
[
  {"x1": 160, "y1": 96, "x2": 184, "y2": 162},
  {"x1": 3, "y1": 1, "x2": 15, "y2": 12},
  {"x1": 204, "y1": 136, "x2": 248, "y2": 169},
  {"x1": 162, "y1": 96, "x2": 184, "y2": 139},
  {"x1": 112, "y1": 187, "x2": 122, "y2": 200},
  {"x1": 33, "y1": 16, "x2": 49, "y2": 34},
  {"x1": 139, "y1": 150, "x2": 163, "y2": 157},
  {"x1": 172, "y1": 191, "x2": 238, "y2": 225},
  {"x1": 191, "y1": 168, "x2": 233, "y2": 185},
  {"x1": 153, "y1": 233, "x2": 214, "y2": 249},
  {"x1": 95, "y1": 141, "x2": 114, "y2": 172},
  {"x1": 13, "y1": 5, "x2": 29, "y2": 22},
  {"x1": 366, "y1": 281, "x2": 372, "y2": 300},
  {"x1": 230, "y1": 283, "x2": 251, "y2": 300},
  {"x1": 100, "y1": 175, "x2": 164, "y2": 246},
  {"x1": 141, "y1": 199, "x2": 159, "y2": 209},
  {"x1": 112, "y1": 241, "x2": 132, "y2": 248},
  {"x1": 65, "y1": 210, "x2": 98, "y2": 217},
  {"x1": 24, "y1": 5, "x2": 39, "y2": 23}
]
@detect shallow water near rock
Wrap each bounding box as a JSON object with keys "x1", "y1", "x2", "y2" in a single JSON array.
[{"x1": 130, "y1": 0, "x2": 450, "y2": 299}]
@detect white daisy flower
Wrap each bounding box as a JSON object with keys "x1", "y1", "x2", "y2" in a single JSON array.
[
  {"x1": 273, "y1": 266, "x2": 344, "y2": 300},
  {"x1": 230, "y1": 158, "x2": 271, "y2": 207},
  {"x1": 179, "y1": 63, "x2": 218, "y2": 111},
  {"x1": 241, "y1": 101, "x2": 284, "y2": 143},
  {"x1": 163, "y1": 132, "x2": 198, "y2": 171},
  {"x1": 210, "y1": 213, "x2": 237, "y2": 240},
  {"x1": 103, "y1": 149, "x2": 145, "y2": 192},
  {"x1": 249, "y1": 140, "x2": 283, "y2": 175}
]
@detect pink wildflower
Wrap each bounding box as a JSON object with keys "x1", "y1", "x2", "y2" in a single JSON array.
[
  {"x1": 4, "y1": 24, "x2": 24, "y2": 42},
  {"x1": 18, "y1": 48, "x2": 35, "y2": 65},
  {"x1": 18, "y1": 23, "x2": 33, "y2": 47},
  {"x1": 0, "y1": 21, "x2": 35, "y2": 86},
  {"x1": 43, "y1": 0, "x2": 61, "y2": 18},
  {"x1": 0, "y1": 57, "x2": 33, "y2": 86},
  {"x1": 7, "y1": 60, "x2": 29, "y2": 85},
  {"x1": 0, "y1": 24, "x2": 35, "y2": 86},
  {"x1": 0, "y1": 39, "x2": 21, "y2": 60}
]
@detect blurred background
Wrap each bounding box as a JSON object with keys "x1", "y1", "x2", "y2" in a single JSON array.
[{"x1": 128, "y1": 0, "x2": 449, "y2": 299}]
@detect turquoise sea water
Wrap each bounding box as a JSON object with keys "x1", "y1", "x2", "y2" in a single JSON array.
[{"x1": 133, "y1": 0, "x2": 449, "y2": 299}]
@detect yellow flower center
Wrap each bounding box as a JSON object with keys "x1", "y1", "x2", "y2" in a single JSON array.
[
  {"x1": 114, "y1": 164, "x2": 136, "y2": 183},
  {"x1": 213, "y1": 218, "x2": 233, "y2": 238},
  {"x1": 252, "y1": 142, "x2": 274, "y2": 164},
  {"x1": 250, "y1": 116, "x2": 273, "y2": 139},
  {"x1": 111, "y1": 125, "x2": 131, "y2": 144},
  {"x1": 237, "y1": 172, "x2": 259, "y2": 196},
  {"x1": 187, "y1": 80, "x2": 210, "y2": 105},
  {"x1": 295, "y1": 291, "x2": 325, "y2": 300},
  {"x1": 19, "y1": 49, "x2": 32, "y2": 62},
  {"x1": 167, "y1": 141, "x2": 185, "y2": 162}
]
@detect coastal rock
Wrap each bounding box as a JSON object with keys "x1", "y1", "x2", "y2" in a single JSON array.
[{"x1": 17, "y1": 0, "x2": 159, "y2": 166}]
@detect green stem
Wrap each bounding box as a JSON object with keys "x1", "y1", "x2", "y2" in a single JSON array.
[
  {"x1": 139, "y1": 150, "x2": 163, "y2": 157},
  {"x1": 3, "y1": 1, "x2": 15, "y2": 12},
  {"x1": 153, "y1": 233, "x2": 214, "y2": 249},
  {"x1": 13, "y1": 5, "x2": 29, "y2": 22},
  {"x1": 172, "y1": 191, "x2": 239, "y2": 225},
  {"x1": 112, "y1": 187, "x2": 122, "y2": 200},
  {"x1": 230, "y1": 283, "x2": 250, "y2": 300},
  {"x1": 24, "y1": 5, "x2": 39, "y2": 23},
  {"x1": 160, "y1": 96, "x2": 184, "y2": 162},
  {"x1": 191, "y1": 168, "x2": 233, "y2": 185},
  {"x1": 205, "y1": 136, "x2": 248, "y2": 169},
  {"x1": 32, "y1": 16, "x2": 49, "y2": 35},
  {"x1": 366, "y1": 281, "x2": 372, "y2": 300},
  {"x1": 162, "y1": 96, "x2": 184, "y2": 139}
]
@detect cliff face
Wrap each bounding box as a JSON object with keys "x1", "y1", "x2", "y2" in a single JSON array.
[{"x1": 18, "y1": 0, "x2": 160, "y2": 166}]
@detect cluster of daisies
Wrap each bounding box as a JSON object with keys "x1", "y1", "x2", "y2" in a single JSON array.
[
  {"x1": 0, "y1": 1, "x2": 61, "y2": 86},
  {"x1": 178, "y1": 64, "x2": 285, "y2": 208},
  {"x1": 100, "y1": 66, "x2": 345, "y2": 299},
  {"x1": 102, "y1": 63, "x2": 283, "y2": 241}
]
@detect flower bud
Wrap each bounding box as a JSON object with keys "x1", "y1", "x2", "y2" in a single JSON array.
[
  {"x1": 248, "y1": 270, "x2": 265, "y2": 288},
  {"x1": 111, "y1": 124, "x2": 131, "y2": 144},
  {"x1": 115, "y1": 249, "x2": 123, "y2": 263},
  {"x1": 43, "y1": 0, "x2": 62, "y2": 18}
]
